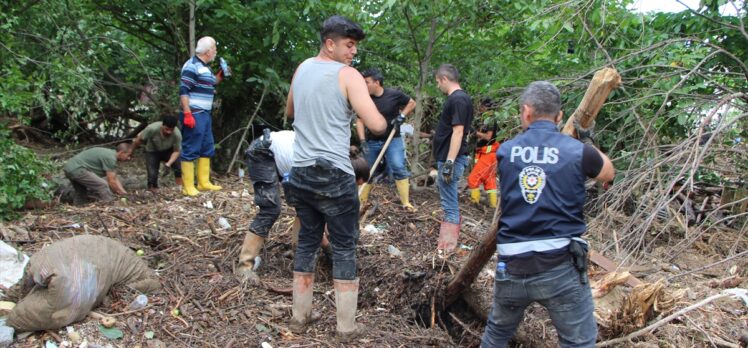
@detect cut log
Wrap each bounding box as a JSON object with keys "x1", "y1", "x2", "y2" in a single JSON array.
[
  {"x1": 561, "y1": 68, "x2": 622, "y2": 137},
  {"x1": 442, "y1": 68, "x2": 621, "y2": 308},
  {"x1": 589, "y1": 250, "x2": 642, "y2": 287}
]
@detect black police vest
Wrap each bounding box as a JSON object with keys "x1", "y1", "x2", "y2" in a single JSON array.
[{"x1": 496, "y1": 120, "x2": 586, "y2": 257}]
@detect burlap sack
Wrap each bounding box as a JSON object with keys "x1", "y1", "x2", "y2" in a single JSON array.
[{"x1": 7, "y1": 235, "x2": 160, "y2": 332}]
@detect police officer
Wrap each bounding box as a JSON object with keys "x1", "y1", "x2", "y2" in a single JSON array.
[{"x1": 481, "y1": 81, "x2": 615, "y2": 348}]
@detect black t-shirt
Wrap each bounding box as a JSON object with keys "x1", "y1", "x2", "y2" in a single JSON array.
[
  {"x1": 433, "y1": 89, "x2": 473, "y2": 161},
  {"x1": 365, "y1": 88, "x2": 412, "y2": 141},
  {"x1": 582, "y1": 144, "x2": 604, "y2": 178}
]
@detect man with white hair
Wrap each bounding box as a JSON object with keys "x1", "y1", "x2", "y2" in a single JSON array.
[{"x1": 178, "y1": 36, "x2": 223, "y2": 196}]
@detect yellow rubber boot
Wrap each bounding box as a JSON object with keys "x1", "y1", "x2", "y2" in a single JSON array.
[
  {"x1": 359, "y1": 183, "x2": 372, "y2": 205},
  {"x1": 180, "y1": 161, "x2": 199, "y2": 196},
  {"x1": 470, "y1": 188, "x2": 481, "y2": 204},
  {"x1": 395, "y1": 179, "x2": 415, "y2": 210},
  {"x1": 197, "y1": 157, "x2": 222, "y2": 191},
  {"x1": 488, "y1": 190, "x2": 498, "y2": 208}
]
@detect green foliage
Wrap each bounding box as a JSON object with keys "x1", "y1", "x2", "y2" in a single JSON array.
[
  {"x1": 0, "y1": 125, "x2": 55, "y2": 219},
  {"x1": 1, "y1": 0, "x2": 746, "y2": 176}
]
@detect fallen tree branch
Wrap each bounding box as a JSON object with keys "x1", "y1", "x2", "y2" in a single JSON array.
[{"x1": 596, "y1": 288, "x2": 748, "y2": 347}]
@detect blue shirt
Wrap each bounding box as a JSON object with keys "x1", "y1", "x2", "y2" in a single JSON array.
[{"x1": 179, "y1": 56, "x2": 216, "y2": 112}]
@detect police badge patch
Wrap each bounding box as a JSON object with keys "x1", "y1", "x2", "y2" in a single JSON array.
[{"x1": 518, "y1": 165, "x2": 546, "y2": 204}]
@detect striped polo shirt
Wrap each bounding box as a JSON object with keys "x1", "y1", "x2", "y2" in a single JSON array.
[{"x1": 179, "y1": 56, "x2": 216, "y2": 112}]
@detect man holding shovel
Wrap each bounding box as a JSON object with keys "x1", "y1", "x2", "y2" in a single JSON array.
[{"x1": 357, "y1": 68, "x2": 417, "y2": 210}]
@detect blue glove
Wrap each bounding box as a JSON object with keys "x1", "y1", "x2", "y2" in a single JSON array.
[
  {"x1": 441, "y1": 160, "x2": 454, "y2": 184},
  {"x1": 361, "y1": 141, "x2": 369, "y2": 155}
]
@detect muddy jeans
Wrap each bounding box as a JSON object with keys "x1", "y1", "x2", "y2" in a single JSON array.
[
  {"x1": 64, "y1": 169, "x2": 114, "y2": 204},
  {"x1": 145, "y1": 150, "x2": 182, "y2": 189},
  {"x1": 285, "y1": 159, "x2": 359, "y2": 280},
  {"x1": 245, "y1": 137, "x2": 281, "y2": 238},
  {"x1": 481, "y1": 261, "x2": 597, "y2": 348}
]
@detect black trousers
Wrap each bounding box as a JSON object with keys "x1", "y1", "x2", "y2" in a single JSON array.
[
  {"x1": 285, "y1": 159, "x2": 360, "y2": 280},
  {"x1": 145, "y1": 150, "x2": 182, "y2": 188},
  {"x1": 245, "y1": 138, "x2": 281, "y2": 238}
]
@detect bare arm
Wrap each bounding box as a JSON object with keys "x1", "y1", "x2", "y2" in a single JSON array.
[
  {"x1": 106, "y1": 171, "x2": 127, "y2": 195},
  {"x1": 285, "y1": 65, "x2": 302, "y2": 120},
  {"x1": 166, "y1": 150, "x2": 180, "y2": 167},
  {"x1": 129, "y1": 134, "x2": 143, "y2": 155},
  {"x1": 594, "y1": 149, "x2": 616, "y2": 183},
  {"x1": 180, "y1": 95, "x2": 191, "y2": 114},
  {"x1": 475, "y1": 129, "x2": 494, "y2": 142},
  {"x1": 285, "y1": 87, "x2": 294, "y2": 119},
  {"x1": 356, "y1": 117, "x2": 366, "y2": 142},
  {"x1": 340, "y1": 67, "x2": 386, "y2": 135},
  {"x1": 446, "y1": 125, "x2": 464, "y2": 161},
  {"x1": 402, "y1": 98, "x2": 416, "y2": 116}
]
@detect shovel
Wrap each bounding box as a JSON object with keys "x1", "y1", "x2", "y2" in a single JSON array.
[{"x1": 358, "y1": 125, "x2": 398, "y2": 196}]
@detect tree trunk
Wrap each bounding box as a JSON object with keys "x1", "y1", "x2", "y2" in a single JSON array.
[
  {"x1": 188, "y1": 0, "x2": 195, "y2": 56},
  {"x1": 442, "y1": 68, "x2": 621, "y2": 308},
  {"x1": 409, "y1": 19, "x2": 438, "y2": 176}
]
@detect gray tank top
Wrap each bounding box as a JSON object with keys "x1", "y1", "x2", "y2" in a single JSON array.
[{"x1": 291, "y1": 58, "x2": 354, "y2": 175}]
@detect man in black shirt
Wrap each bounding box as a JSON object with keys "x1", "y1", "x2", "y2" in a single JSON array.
[
  {"x1": 433, "y1": 64, "x2": 473, "y2": 252},
  {"x1": 357, "y1": 68, "x2": 417, "y2": 210}
]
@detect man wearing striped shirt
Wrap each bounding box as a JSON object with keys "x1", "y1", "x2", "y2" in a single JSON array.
[{"x1": 178, "y1": 36, "x2": 223, "y2": 196}]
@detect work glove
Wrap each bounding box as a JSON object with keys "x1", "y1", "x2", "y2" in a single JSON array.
[
  {"x1": 573, "y1": 118, "x2": 595, "y2": 145},
  {"x1": 360, "y1": 141, "x2": 369, "y2": 155},
  {"x1": 440, "y1": 160, "x2": 454, "y2": 184},
  {"x1": 183, "y1": 111, "x2": 196, "y2": 129},
  {"x1": 391, "y1": 113, "x2": 406, "y2": 127}
]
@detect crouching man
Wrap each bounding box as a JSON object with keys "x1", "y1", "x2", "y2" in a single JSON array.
[{"x1": 63, "y1": 144, "x2": 131, "y2": 204}]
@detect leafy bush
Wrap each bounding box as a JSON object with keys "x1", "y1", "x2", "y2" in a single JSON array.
[{"x1": 0, "y1": 125, "x2": 55, "y2": 219}]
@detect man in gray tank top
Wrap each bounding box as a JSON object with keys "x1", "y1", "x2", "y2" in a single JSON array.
[{"x1": 283, "y1": 15, "x2": 386, "y2": 341}]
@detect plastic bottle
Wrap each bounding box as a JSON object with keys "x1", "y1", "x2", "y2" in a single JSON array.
[
  {"x1": 496, "y1": 262, "x2": 507, "y2": 280},
  {"x1": 282, "y1": 172, "x2": 290, "y2": 184},
  {"x1": 219, "y1": 57, "x2": 231, "y2": 77},
  {"x1": 129, "y1": 294, "x2": 148, "y2": 310}
]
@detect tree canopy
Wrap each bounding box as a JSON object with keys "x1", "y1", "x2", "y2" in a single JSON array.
[{"x1": 1, "y1": 0, "x2": 746, "y2": 231}]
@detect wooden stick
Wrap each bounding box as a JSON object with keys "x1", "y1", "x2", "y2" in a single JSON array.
[{"x1": 358, "y1": 126, "x2": 398, "y2": 196}]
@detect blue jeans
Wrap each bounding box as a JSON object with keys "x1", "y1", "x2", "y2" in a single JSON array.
[
  {"x1": 179, "y1": 110, "x2": 215, "y2": 161},
  {"x1": 481, "y1": 261, "x2": 597, "y2": 348},
  {"x1": 285, "y1": 159, "x2": 360, "y2": 280},
  {"x1": 365, "y1": 137, "x2": 409, "y2": 180},
  {"x1": 437, "y1": 155, "x2": 468, "y2": 224}
]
